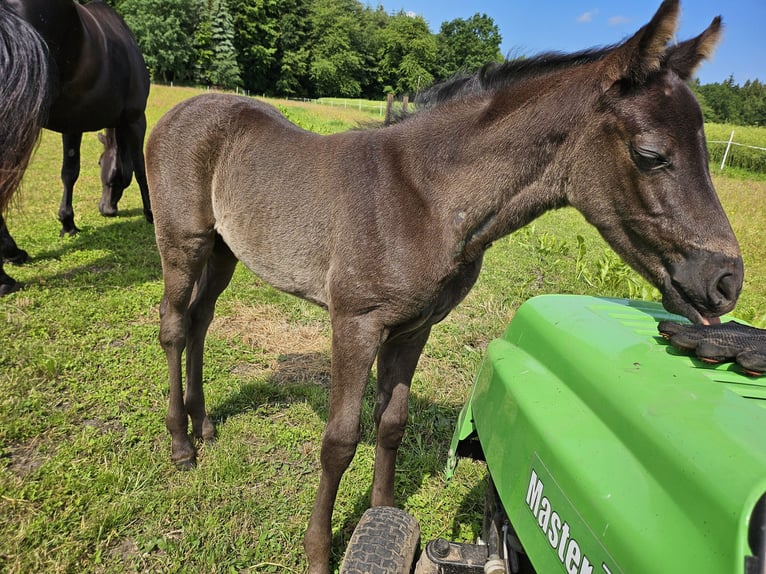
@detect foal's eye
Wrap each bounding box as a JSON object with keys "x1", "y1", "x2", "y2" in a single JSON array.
[{"x1": 630, "y1": 144, "x2": 670, "y2": 171}]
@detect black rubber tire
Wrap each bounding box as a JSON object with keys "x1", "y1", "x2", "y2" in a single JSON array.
[{"x1": 340, "y1": 506, "x2": 421, "y2": 574}]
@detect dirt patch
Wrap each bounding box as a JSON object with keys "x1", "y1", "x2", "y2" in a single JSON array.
[{"x1": 4, "y1": 438, "x2": 52, "y2": 479}]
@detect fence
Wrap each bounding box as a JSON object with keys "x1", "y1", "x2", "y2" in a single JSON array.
[{"x1": 708, "y1": 131, "x2": 766, "y2": 173}]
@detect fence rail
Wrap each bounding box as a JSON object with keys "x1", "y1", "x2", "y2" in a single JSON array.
[{"x1": 708, "y1": 130, "x2": 766, "y2": 172}]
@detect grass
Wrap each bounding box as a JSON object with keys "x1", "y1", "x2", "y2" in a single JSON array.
[{"x1": 1, "y1": 84, "x2": 766, "y2": 573}]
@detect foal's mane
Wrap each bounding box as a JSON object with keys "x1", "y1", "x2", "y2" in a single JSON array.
[{"x1": 415, "y1": 47, "x2": 614, "y2": 110}]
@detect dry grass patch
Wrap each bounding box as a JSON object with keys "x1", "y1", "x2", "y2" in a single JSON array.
[{"x1": 211, "y1": 302, "x2": 332, "y2": 386}]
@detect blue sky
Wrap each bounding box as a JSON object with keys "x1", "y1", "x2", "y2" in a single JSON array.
[{"x1": 372, "y1": 1, "x2": 764, "y2": 85}]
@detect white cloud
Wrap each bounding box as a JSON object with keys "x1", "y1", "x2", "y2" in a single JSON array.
[
  {"x1": 576, "y1": 10, "x2": 598, "y2": 23},
  {"x1": 608, "y1": 16, "x2": 630, "y2": 26}
]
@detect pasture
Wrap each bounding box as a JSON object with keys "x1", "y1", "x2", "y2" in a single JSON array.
[{"x1": 1, "y1": 84, "x2": 765, "y2": 573}]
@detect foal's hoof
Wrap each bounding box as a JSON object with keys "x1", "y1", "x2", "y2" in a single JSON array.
[{"x1": 144, "y1": 209, "x2": 154, "y2": 224}]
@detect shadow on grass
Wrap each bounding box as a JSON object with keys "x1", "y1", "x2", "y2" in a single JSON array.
[{"x1": 8, "y1": 211, "x2": 161, "y2": 290}]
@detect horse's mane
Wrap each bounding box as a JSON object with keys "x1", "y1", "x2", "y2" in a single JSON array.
[{"x1": 413, "y1": 46, "x2": 615, "y2": 110}]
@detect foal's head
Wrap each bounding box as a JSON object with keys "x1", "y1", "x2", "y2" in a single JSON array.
[
  {"x1": 97, "y1": 129, "x2": 133, "y2": 217},
  {"x1": 420, "y1": 1, "x2": 742, "y2": 324},
  {"x1": 562, "y1": 2, "x2": 742, "y2": 324}
]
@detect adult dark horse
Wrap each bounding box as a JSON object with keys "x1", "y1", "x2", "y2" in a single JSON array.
[
  {"x1": 146, "y1": 2, "x2": 742, "y2": 572},
  {"x1": 0, "y1": 0, "x2": 152, "y2": 295}
]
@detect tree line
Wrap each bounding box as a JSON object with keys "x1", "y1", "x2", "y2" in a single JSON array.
[
  {"x1": 692, "y1": 78, "x2": 766, "y2": 127},
  {"x1": 107, "y1": 0, "x2": 764, "y2": 126},
  {"x1": 110, "y1": 0, "x2": 502, "y2": 99}
]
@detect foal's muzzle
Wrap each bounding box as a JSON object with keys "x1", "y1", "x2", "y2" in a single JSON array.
[{"x1": 665, "y1": 250, "x2": 744, "y2": 324}]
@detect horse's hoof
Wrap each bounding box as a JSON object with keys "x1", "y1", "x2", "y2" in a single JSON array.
[
  {"x1": 59, "y1": 226, "x2": 81, "y2": 238},
  {"x1": 0, "y1": 282, "x2": 21, "y2": 296},
  {"x1": 4, "y1": 249, "x2": 29, "y2": 265},
  {"x1": 144, "y1": 209, "x2": 154, "y2": 224}
]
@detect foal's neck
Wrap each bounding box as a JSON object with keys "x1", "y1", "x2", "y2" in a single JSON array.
[{"x1": 398, "y1": 78, "x2": 590, "y2": 263}]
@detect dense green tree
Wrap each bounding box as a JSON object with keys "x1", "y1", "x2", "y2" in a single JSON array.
[
  {"x1": 208, "y1": 0, "x2": 241, "y2": 88},
  {"x1": 230, "y1": 0, "x2": 280, "y2": 95},
  {"x1": 307, "y1": 0, "x2": 367, "y2": 97},
  {"x1": 376, "y1": 11, "x2": 436, "y2": 95},
  {"x1": 272, "y1": 0, "x2": 312, "y2": 96},
  {"x1": 436, "y1": 13, "x2": 502, "y2": 79},
  {"x1": 120, "y1": 0, "x2": 200, "y2": 84}
]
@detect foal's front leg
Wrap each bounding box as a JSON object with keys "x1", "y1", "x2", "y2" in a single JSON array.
[
  {"x1": 371, "y1": 327, "x2": 431, "y2": 507},
  {"x1": 304, "y1": 315, "x2": 383, "y2": 574}
]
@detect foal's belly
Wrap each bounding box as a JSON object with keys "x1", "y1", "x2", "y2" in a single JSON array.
[{"x1": 212, "y1": 200, "x2": 330, "y2": 308}]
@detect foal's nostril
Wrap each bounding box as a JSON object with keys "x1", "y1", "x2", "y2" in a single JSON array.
[{"x1": 715, "y1": 272, "x2": 739, "y2": 304}]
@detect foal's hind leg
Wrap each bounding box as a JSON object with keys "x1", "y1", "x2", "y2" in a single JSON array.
[
  {"x1": 184, "y1": 236, "x2": 237, "y2": 443},
  {"x1": 159, "y1": 232, "x2": 236, "y2": 468},
  {"x1": 371, "y1": 327, "x2": 431, "y2": 507}
]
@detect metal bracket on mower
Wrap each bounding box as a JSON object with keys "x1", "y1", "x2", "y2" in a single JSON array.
[{"x1": 420, "y1": 538, "x2": 495, "y2": 573}]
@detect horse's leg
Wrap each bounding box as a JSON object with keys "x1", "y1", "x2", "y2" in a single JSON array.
[
  {"x1": 184, "y1": 235, "x2": 237, "y2": 443},
  {"x1": 304, "y1": 315, "x2": 383, "y2": 574},
  {"x1": 370, "y1": 327, "x2": 431, "y2": 507},
  {"x1": 0, "y1": 214, "x2": 29, "y2": 264},
  {"x1": 130, "y1": 115, "x2": 153, "y2": 224},
  {"x1": 59, "y1": 132, "x2": 82, "y2": 236},
  {"x1": 0, "y1": 260, "x2": 19, "y2": 296},
  {"x1": 158, "y1": 231, "x2": 215, "y2": 469}
]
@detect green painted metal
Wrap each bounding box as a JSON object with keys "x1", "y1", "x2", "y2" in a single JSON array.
[{"x1": 450, "y1": 295, "x2": 766, "y2": 573}]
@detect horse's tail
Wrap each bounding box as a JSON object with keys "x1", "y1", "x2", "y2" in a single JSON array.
[{"x1": 0, "y1": 4, "x2": 50, "y2": 214}]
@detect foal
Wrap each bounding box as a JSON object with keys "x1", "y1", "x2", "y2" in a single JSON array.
[{"x1": 146, "y1": 2, "x2": 741, "y2": 572}]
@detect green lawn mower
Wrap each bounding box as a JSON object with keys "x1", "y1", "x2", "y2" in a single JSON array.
[{"x1": 340, "y1": 295, "x2": 766, "y2": 574}]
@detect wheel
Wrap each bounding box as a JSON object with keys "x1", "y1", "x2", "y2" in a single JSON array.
[{"x1": 340, "y1": 506, "x2": 421, "y2": 574}]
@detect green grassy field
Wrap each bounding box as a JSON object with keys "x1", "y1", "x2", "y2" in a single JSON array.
[{"x1": 1, "y1": 84, "x2": 765, "y2": 573}]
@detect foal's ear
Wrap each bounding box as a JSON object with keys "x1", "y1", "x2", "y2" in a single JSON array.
[
  {"x1": 600, "y1": 0, "x2": 680, "y2": 88},
  {"x1": 663, "y1": 16, "x2": 723, "y2": 80}
]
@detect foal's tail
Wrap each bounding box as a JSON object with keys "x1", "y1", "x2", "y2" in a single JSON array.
[{"x1": 0, "y1": 4, "x2": 50, "y2": 214}]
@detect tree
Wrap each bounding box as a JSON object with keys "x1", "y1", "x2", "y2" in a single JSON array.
[
  {"x1": 272, "y1": 0, "x2": 312, "y2": 96},
  {"x1": 376, "y1": 11, "x2": 436, "y2": 95},
  {"x1": 207, "y1": 0, "x2": 241, "y2": 88},
  {"x1": 307, "y1": 0, "x2": 370, "y2": 97},
  {"x1": 229, "y1": 0, "x2": 280, "y2": 95},
  {"x1": 436, "y1": 13, "x2": 503, "y2": 79},
  {"x1": 119, "y1": 0, "x2": 200, "y2": 84}
]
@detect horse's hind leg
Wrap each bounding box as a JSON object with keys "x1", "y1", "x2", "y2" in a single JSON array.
[
  {"x1": 59, "y1": 132, "x2": 82, "y2": 236},
  {"x1": 371, "y1": 327, "x2": 430, "y2": 507},
  {"x1": 127, "y1": 115, "x2": 153, "y2": 223},
  {"x1": 0, "y1": 261, "x2": 20, "y2": 296},
  {"x1": 185, "y1": 235, "x2": 237, "y2": 443}
]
